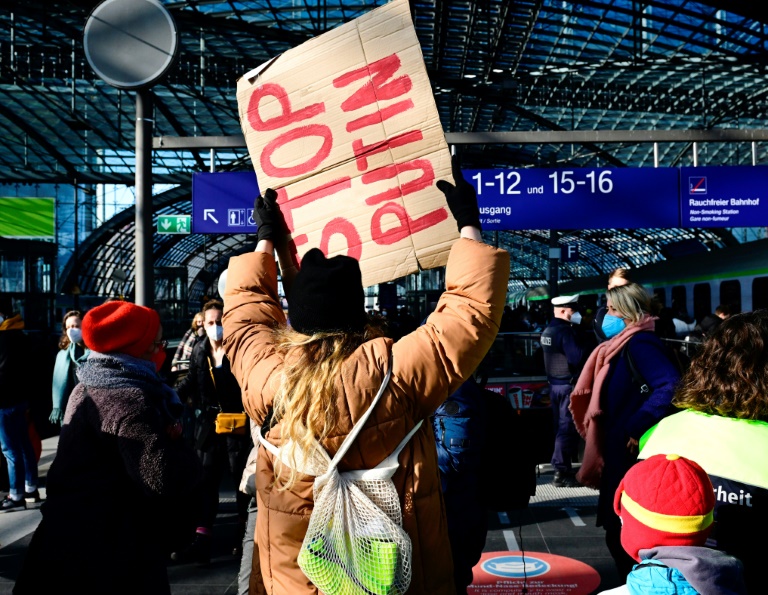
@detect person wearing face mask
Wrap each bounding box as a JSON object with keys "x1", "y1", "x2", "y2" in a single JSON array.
[
  {"x1": 49, "y1": 310, "x2": 90, "y2": 426},
  {"x1": 14, "y1": 300, "x2": 201, "y2": 594},
  {"x1": 569, "y1": 282, "x2": 680, "y2": 581},
  {"x1": 593, "y1": 268, "x2": 632, "y2": 343},
  {"x1": 541, "y1": 295, "x2": 587, "y2": 488},
  {"x1": 173, "y1": 299, "x2": 251, "y2": 566},
  {"x1": 171, "y1": 311, "x2": 205, "y2": 373}
]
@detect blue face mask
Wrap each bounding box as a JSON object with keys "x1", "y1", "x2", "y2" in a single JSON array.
[{"x1": 602, "y1": 314, "x2": 626, "y2": 339}]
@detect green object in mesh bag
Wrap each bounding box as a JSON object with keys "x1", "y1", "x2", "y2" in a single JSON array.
[
  {"x1": 356, "y1": 537, "x2": 398, "y2": 594},
  {"x1": 298, "y1": 535, "x2": 399, "y2": 595},
  {"x1": 259, "y1": 361, "x2": 421, "y2": 595},
  {"x1": 298, "y1": 537, "x2": 342, "y2": 594}
]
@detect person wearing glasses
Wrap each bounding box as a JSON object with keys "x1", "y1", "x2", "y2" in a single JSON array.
[
  {"x1": 172, "y1": 299, "x2": 251, "y2": 566},
  {"x1": 15, "y1": 300, "x2": 201, "y2": 594}
]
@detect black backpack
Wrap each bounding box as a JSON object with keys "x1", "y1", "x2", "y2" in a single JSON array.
[
  {"x1": 433, "y1": 378, "x2": 538, "y2": 511},
  {"x1": 479, "y1": 387, "x2": 538, "y2": 511},
  {"x1": 622, "y1": 334, "x2": 685, "y2": 395}
]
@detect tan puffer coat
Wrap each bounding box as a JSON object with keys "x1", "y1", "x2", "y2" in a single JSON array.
[{"x1": 223, "y1": 238, "x2": 509, "y2": 595}]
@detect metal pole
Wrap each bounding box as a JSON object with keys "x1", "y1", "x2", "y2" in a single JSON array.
[
  {"x1": 653, "y1": 142, "x2": 659, "y2": 168},
  {"x1": 135, "y1": 89, "x2": 154, "y2": 307},
  {"x1": 752, "y1": 141, "x2": 757, "y2": 166},
  {"x1": 693, "y1": 141, "x2": 698, "y2": 167},
  {"x1": 73, "y1": 184, "x2": 79, "y2": 310},
  {"x1": 548, "y1": 230, "x2": 560, "y2": 301}
]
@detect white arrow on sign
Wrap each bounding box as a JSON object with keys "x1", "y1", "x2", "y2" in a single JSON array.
[
  {"x1": 203, "y1": 209, "x2": 219, "y2": 224},
  {"x1": 161, "y1": 218, "x2": 172, "y2": 230}
]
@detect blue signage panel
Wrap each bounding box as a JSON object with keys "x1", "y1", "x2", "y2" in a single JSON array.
[
  {"x1": 561, "y1": 244, "x2": 579, "y2": 262},
  {"x1": 192, "y1": 171, "x2": 260, "y2": 234},
  {"x1": 467, "y1": 167, "x2": 680, "y2": 230},
  {"x1": 679, "y1": 165, "x2": 768, "y2": 228}
]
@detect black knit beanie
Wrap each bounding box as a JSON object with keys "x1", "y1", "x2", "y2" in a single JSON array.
[{"x1": 288, "y1": 248, "x2": 367, "y2": 335}]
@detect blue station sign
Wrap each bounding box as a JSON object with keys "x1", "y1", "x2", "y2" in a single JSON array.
[
  {"x1": 192, "y1": 171, "x2": 260, "y2": 234},
  {"x1": 464, "y1": 167, "x2": 680, "y2": 230},
  {"x1": 190, "y1": 166, "x2": 768, "y2": 233},
  {"x1": 679, "y1": 165, "x2": 768, "y2": 228}
]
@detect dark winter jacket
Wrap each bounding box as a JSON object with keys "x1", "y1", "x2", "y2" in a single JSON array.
[
  {"x1": 174, "y1": 338, "x2": 247, "y2": 461},
  {"x1": 541, "y1": 317, "x2": 585, "y2": 384},
  {"x1": 598, "y1": 332, "x2": 680, "y2": 524},
  {"x1": 14, "y1": 352, "x2": 202, "y2": 595},
  {"x1": 0, "y1": 316, "x2": 32, "y2": 409},
  {"x1": 175, "y1": 337, "x2": 243, "y2": 413}
]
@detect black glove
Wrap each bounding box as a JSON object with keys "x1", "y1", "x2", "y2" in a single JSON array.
[
  {"x1": 436, "y1": 156, "x2": 482, "y2": 232},
  {"x1": 253, "y1": 188, "x2": 287, "y2": 246}
]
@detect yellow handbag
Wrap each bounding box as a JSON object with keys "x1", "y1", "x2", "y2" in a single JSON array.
[
  {"x1": 215, "y1": 412, "x2": 248, "y2": 435},
  {"x1": 208, "y1": 358, "x2": 248, "y2": 434}
]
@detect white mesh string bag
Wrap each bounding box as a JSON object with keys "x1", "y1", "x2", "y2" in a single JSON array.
[{"x1": 259, "y1": 362, "x2": 422, "y2": 595}]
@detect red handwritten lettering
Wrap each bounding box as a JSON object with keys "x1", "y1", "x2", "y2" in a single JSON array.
[
  {"x1": 260, "y1": 125, "x2": 333, "y2": 178},
  {"x1": 353, "y1": 130, "x2": 423, "y2": 171},
  {"x1": 362, "y1": 159, "x2": 435, "y2": 205},
  {"x1": 334, "y1": 54, "x2": 412, "y2": 112},
  {"x1": 319, "y1": 218, "x2": 363, "y2": 260},
  {"x1": 276, "y1": 179, "x2": 352, "y2": 266},
  {"x1": 346, "y1": 100, "x2": 413, "y2": 133},
  {"x1": 247, "y1": 83, "x2": 325, "y2": 132},
  {"x1": 371, "y1": 202, "x2": 448, "y2": 245}
]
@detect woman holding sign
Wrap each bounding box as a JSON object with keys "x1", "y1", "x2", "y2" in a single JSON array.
[{"x1": 222, "y1": 158, "x2": 509, "y2": 595}]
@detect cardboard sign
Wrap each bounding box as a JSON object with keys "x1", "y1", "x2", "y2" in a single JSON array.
[{"x1": 236, "y1": 0, "x2": 457, "y2": 286}]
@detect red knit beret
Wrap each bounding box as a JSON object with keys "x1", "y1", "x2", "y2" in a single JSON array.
[
  {"x1": 614, "y1": 454, "x2": 715, "y2": 561},
  {"x1": 82, "y1": 301, "x2": 160, "y2": 358}
]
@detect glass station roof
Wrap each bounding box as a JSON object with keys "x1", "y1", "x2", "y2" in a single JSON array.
[{"x1": 2, "y1": 0, "x2": 767, "y2": 296}]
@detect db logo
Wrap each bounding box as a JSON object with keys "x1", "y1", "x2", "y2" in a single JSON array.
[{"x1": 481, "y1": 555, "x2": 550, "y2": 579}]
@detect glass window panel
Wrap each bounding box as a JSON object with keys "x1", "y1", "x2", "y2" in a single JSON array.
[{"x1": 0, "y1": 256, "x2": 25, "y2": 293}]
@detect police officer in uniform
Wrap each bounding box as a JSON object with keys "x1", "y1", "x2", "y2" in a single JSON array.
[{"x1": 541, "y1": 294, "x2": 585, "y2": 487}]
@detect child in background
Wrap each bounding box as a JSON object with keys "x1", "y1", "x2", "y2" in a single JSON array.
[{"x1": 600, "y1": 453, "x2": 746, "y2": 595}]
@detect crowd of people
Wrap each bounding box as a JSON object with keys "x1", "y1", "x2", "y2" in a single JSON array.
[{"x1": 0, "y1": 163, "x2": 764, "y2": 595}]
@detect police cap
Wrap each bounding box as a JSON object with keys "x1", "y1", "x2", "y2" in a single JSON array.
[{"x1": 551, "y1": 294, "x2": 579, "y2": 308}]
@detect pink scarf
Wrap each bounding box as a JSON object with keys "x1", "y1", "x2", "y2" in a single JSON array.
[{"x1": 569, "y1": 314, "x2": 656, "y2": 488}]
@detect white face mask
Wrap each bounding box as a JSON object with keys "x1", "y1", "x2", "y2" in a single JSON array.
[
  {"x1": 66, "y1": 327, "x2": 83, "y2": 344},
  {"x1": 570, "y1": 312, "x2": 582, "y2": 325},
  {"x1": 205, "y1": 324, "x2": 223, "y2": 342}
]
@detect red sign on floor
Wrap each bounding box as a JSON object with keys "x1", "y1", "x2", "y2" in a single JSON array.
[{"x1": 469, "y1": 551, "x2": 601, "y2": 595}]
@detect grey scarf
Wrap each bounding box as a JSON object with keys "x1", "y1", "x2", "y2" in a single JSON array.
[{"x1": 77, "y1": 352, "x2": 183, "y2": 422}]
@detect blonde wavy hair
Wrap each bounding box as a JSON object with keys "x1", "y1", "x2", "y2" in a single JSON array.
[
  {"x1": 270, "y1": 320, "x2": 386, "y2": 490},
  {"x1": 606, "y1": 282, "x2": 651, "y2": 325}
]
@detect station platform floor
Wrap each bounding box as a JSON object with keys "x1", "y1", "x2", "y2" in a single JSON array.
[{"x1": 0, "y1": 437, "x2": 623, "y2": 595}]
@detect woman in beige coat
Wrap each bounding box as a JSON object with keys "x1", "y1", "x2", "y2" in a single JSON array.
[{"x1": 223, "y1": 160, "x2": 509, "y2": 595}]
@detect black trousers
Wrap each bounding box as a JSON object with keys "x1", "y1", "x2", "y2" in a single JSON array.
[{"x1": 195, "y1": 431, "x2": 251, "y2": 529}]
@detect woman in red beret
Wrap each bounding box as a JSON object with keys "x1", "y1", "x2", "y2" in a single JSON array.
[{"x1": 15, "y1": 301, "x2": 202, "y2": 595}]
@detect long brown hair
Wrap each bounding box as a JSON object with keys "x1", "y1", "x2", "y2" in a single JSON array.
[
  {"x1": 673, "y1": 310, "x2": 768, "y2": 420},
  {"x1": 270, "y1": 320, "x2": 386, "y2": 490},
  {"x1": 58, "y1": 310, "x2": 83, "y2": 350}
]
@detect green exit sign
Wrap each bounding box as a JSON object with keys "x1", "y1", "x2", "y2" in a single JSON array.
[{"x1": 157, "y1": 215, "x2": 191, "y2": 234}]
